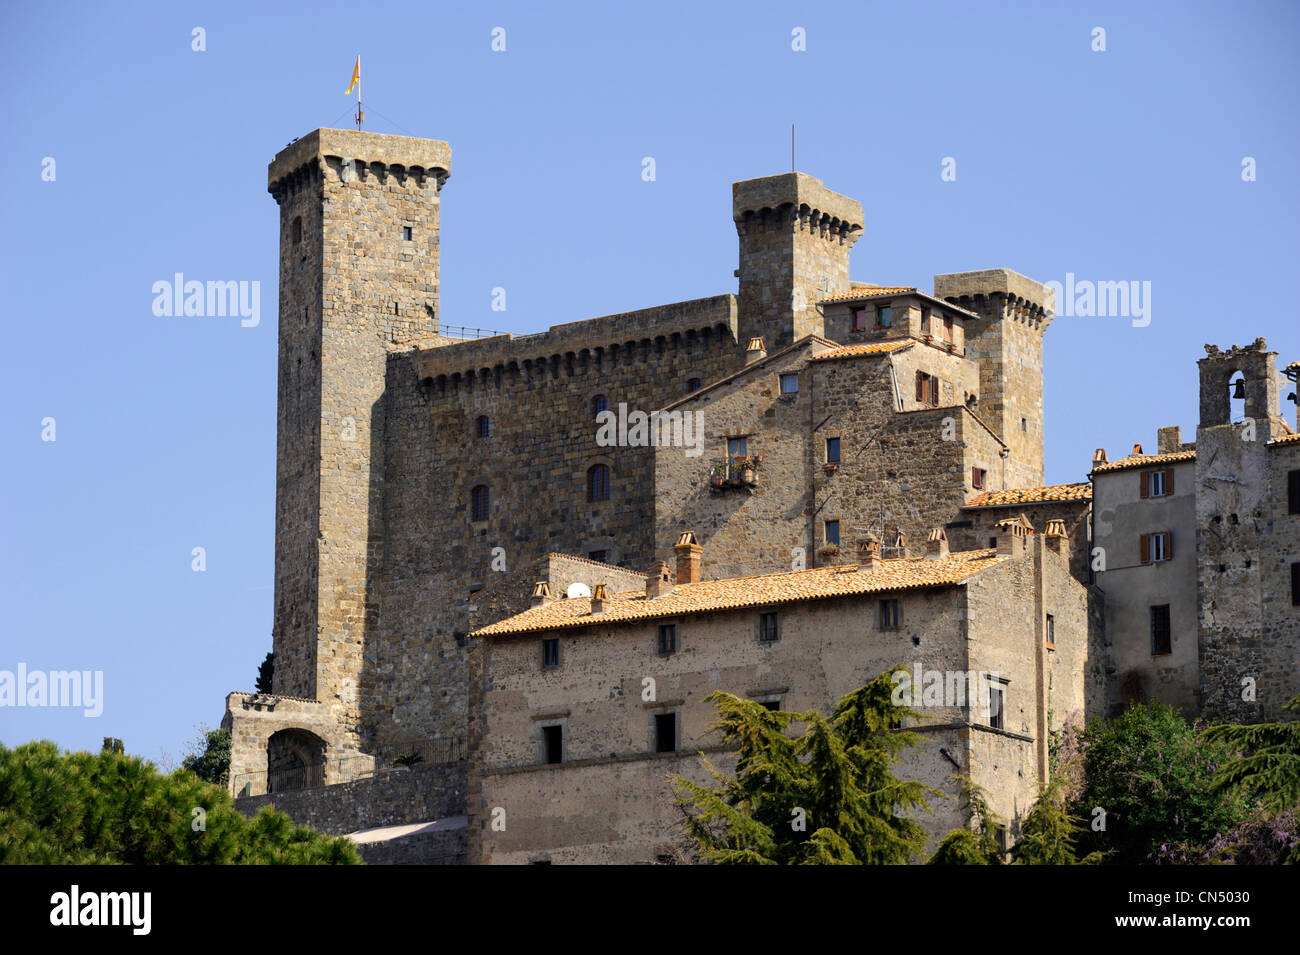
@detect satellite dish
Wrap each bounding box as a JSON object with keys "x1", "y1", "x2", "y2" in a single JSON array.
[{"x1": 566, "y1": 582, "x2": 592, "y2": 599}]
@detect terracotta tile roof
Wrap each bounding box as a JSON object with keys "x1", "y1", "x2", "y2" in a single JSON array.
[
  {"x1": 809, "y1": 339, "x2": 915, "y2": 361},
  {"x1": 1091, "y1": 450, "x2": 1196, "y2": 474},
  {"x1": 543, "y1": 552, "x2": 647, "y2": 575},
  {"x1": 820, "y1": 285, "x2": 917, "y2": 303},
  {"x1": 965, "y1": 483, "x2": 1092, "y2": 508},
  {"x1": 471, "y1": 550, "x2": 1007, "y2": 637},
  {"x1": 1272, "y1": 432, "x2": 1300, "y2": 446}
]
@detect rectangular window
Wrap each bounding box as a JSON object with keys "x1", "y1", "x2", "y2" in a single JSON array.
[
  {"x1": 876, "y1": 305, "x2": 892, "y2": 328},
  {"x1": 654, "y1": 712, "x2": 677, "y2": 753},
  {"x1": 1140, "y1": 532, "x2": 1173, "y2": 564},
  {"x1": 542, "y1": 638, "x2": 560, "y2": 668},
  {"x1": 1150, "y1": 605, "x2": 1172, "y2": 654},
  {"x1": 727, "y1": 437, "x2": 748, "y2": 459},
  {"x1": 657, "y1": 623, "x2": 677, "y2": 655},
  {"x1": 826, "y1": 436, "x2": 841, "y2": 463},
  {"x1": 760, "y1": 700, "x2": 781, "y2": 711},
  {"x1": 879, "y1": 599, "x2": 900, "y2": 630},
  {"x1": 1289, "y1": 470, "x2": 1300, "y2": 515},
  {"x1": 780, "y1": 373, "x2": 799, "y2": 395},
  {"x1": 972, "y1": 467, "x2": 987, "y2": 490},
  {"x1": 853, "y1": 308, "x2": 868, "y2": 332},
  {"x1": 988, "y1": 685, "x2": 1004, "y2": 730},
  {"x1": 1149, "y1": 470, "x2": 1167, "y2": 497},
  {"x1": 1046, "y1": 613, "x2": 1055, "y2": 648},
  {"x1": 1292, "y1": 563, "x2": 1300, "y2": 607},
  {"x1": 587, "y1": 550, "x2": 608, "y2": 563},
  {"x1": 759, "y1": 612, "x2": 779, "y2": 643},
  {"x1": 543, "y1": 725, "x2": 563, "y2": 764},
  {"x1": 942, "y1": 316, "x2": 954, "y2": 342},
  {"x1": 915, "y1": 371, "x2": 940, "y2": 406},
  {"x1": 825, "y1": 520, "x2": 840, "y2": 545},
  {"x1": 402, "y1": 226, "x2": 413, "y2": 241}
]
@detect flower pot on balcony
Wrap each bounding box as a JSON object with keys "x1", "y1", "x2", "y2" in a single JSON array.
[
  {"x1": 824, "y1": 464, "x2": 839, "y2": 475},
  {"x1": 709, "y1": 473, "x2": 724, "y2": 488},
  {"x1": 741, "y1": 467, "x2": 755, "y2": 484}
]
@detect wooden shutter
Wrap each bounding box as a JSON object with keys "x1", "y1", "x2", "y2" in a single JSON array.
[
  {"x1": 1165, "y1": 467, "x2": 1175, "y2": 494},
  {"x1": 916, "y1": 371, "x2": 925, "y2": 402},
  {"x1": 1165, "y1": 531, "x2": 1173, "y2": 559},
  {"x1": 931, "y1": 376, "x2": 940, "y2": 405},
  {"x1": 1139, "y1": 533, "x2": 1150, "y2": 564},
  {"x1": 1292, "y1": 563, "x2": 1300, "y2": 606},
  {"x1": 1289, "y1": 470, "x2": 1300, "y2": 515},
  {"x1": 1140, "y1": 471, "x2": 1149, "y2": 498}
]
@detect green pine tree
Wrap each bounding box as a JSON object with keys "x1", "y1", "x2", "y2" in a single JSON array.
[
  {"x1": 1202, "y1": 695, "x2": 1300, "y2": 815},
  {"x1": 929, "y1": 776, "x2": 1004, "y2": 864},
  {"x1": 1013, "y1": 775, "x2": 1101, "y2": 865}
]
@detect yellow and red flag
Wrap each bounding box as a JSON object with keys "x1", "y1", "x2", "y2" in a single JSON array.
[{"x1": 345, "y1": 56, "x2": 360, "y2": 95}]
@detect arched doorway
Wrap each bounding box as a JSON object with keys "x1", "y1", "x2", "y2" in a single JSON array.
[{"x1": 266, "y1": 728, "x2": 327, "y2": 793}]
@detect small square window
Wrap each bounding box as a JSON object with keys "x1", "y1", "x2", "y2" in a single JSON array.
[
  {"x1": 876, "y1": 305, "x2": 892, "y2": 328},
  {"x1": 542, "y1": 638, "x2": 560, "y2": 668},
  {"x1": 879, "y1": 599, "x2": 900, "y2": 630},
  {"x1": 825, "y1": 520, "x2": 840, "y2": 545},
  {"x1": 542, "y1": 725, "x2": 563, "y2": 764},
  {"x1": 826, "y1": 437, "x2": 841, "y2": 463},
  {"x1": 759, "y1": 612, "x2": 779, "y2": 643},
  {"x1": 588, "y1": 550, "x2": 608, "y2": 564},
  {"x1": 853, "y1": 308, "x2": 868, "y2": 332},
  {"x1": 972, "y1": 467, "x2": 987, "y2": 490},
  {"x1": 402, "y1": 226, "x2": 413, "y2": 241},
  {"x1": 760, "y1": 699, "x2": 781, "y2": 711},
  {"x1": 657, "y1": 624, "x2": 677, "y2": 655},
  {"x1": 1020, "y1": 416, "x2": 1028, "y2": 432},
  {"x1": 780, "y1": 374, "x2": 799, "y2": 395},
  {"x1": 654, "y1": 712, "x2": 678, "y2": 753},
  {"x1": 687, "y1": 378, "x2": 702, "y2": 392}
]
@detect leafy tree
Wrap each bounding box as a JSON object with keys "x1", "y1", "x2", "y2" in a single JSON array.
[
  {"x1": 929, "y1": 776, "x2": 1004, "y2": 865},
  {"x1": 1074, "y1": 702, "x2": 1249, "y2": 864},
  {"x1": 0, "y1": 740, "x2": 360, "y2": 864},
  {"x1": 1202, "y1": 694, "x2": 1300, "y2": 815},
  {"x1": 255, "y1": 651, "x2": 275, "y2": 694},
  {"x1": 674, "y1": 670, "x2": 939, "y2": 865},
  {"x1": 1013, "y1": 775, "x2": 1101, "y2": 865},
  {"x1": 182, "y1": 726, "x2": 231, "y2": 787},
  {"x1": 101, "y1": 737, "x2": 124, "y2": 755}
]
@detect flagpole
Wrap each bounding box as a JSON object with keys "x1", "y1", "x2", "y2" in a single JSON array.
[{"x1": 356, "y1": 55, "x2": 363, "y2": 129}]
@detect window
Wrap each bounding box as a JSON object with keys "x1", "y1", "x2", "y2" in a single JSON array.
[
  {"x1": 471, "y1": 485, "x2": 490, "y2": 521},
  {"x1": 542, "y1": 725, "x2": 563, "y2": 764},
  {"x1": 687, "y1": 378, "x2": 702, "y2": 392},
  {"x1": 942, "y1": 316, "x2": 953, "y2": 342},
  {"x1": 587, "y1": 464, "x2": 610, "y2": 502},
  {"x1": 728, "y1": 437, "x2": 748, "y2": 459},
  {"x1": 1046, "y1": 613, "x2": 1055, "y2": 648},
  {"x1": 915, "y1": 371, "x2": 940, "y2": 406},
  {"x1": 972, "y1": 467, "x2": 987, "y2": 490},
  {"x1": 588, "y1": 550, "x2": 608, "y2": 563},
  {"x1": 657, "y1": 624, "x2": 677, "y2": 655},
  {"x1": 592, "y1": 394, "x2": 608, "y2": 416},
  {"x1": 654, "y1": 712, "x2": 678, "y2": 753},
  {"x1": 780, "y1": 374, "x2": 799, "y2": 395},
  {"x1": 759, "y1": 612, "x2": 779, "y2": 643},
  {"x1": 989, "y1": 537, "x2": 997, "y2": 549},
  {"x1": 291, "y1": 216, "x2": 302, "y2": 245},
  {"x1": 876, "y1": 305, "x2": 892, "y2": 328},
  {"x1": 1141, "y1": 531, "x2": 1173, "y2": 564},
  {"x1": 1020, "y1": 416, "x2": 1028, "y2": 432},
  {"x1": 1289, "y1": 470, "x2": 1300, "y2": 515},
  {"x1": 853, "y1": 308, "x2": 868, "y2": 332},
  {"x1": 1141, "y1": 468, "x2": 1174, "y2": 498},
  {"x1": 1150, "y1": 605, "x2": 1172, "y2": 654},
  {"x1": 879, "y1": 599, "x2": 900, "y2": 630},
  {"x1": 542, "y1": 638, "x2": 560, "y2": 668},
  {"x1": 826, "y1": 437, "x2": 841, "y2": 463},
  {"x1": 1292, "y1": 562, "x2": 1300, "y2": 605},
  {"x1": 988, "y1": 685, "x2": 1004, "y2": 730},
  {"x1": 402, "y1": 226, "x2": 413, "y2": 241},
  {"x1": 825, "y1": 520, "x2": 840, "y2": 545},
  {"x1": 760, "y1": 700, "x2": 781, "y2": 711},
  {"x1": 476, "y1": 415, "x2": 490, "y2": 437}
]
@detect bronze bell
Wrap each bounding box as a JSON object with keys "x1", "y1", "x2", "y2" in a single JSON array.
[{"x1": 1232, "y1": 378, "x2": 1246, "y2": 399}]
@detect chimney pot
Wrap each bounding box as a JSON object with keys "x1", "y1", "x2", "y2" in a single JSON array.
[
  {"x1": 994, "y1": 516, "x2": 1030, "y2": 557},
  {"x1": 1092, "y1": 448, "x2": 1108, "y2": 465},
  {"x1": 856, "y1": 535, "x2": 883, "y2": 572},
  {"x1": 745, "y1": 337, "x2": 767, "y2": 364},
  {"x1": 530, "y1": 581, "x2": 553, "y2": 608},
  {"x1": 1044, "y1": 519, "x2": 1069, "y2": 556},
  {"x1": 590, "y1": 582, "x2": 608, "y2": 614},
  {"x1": 646, "y1": 561, "x2": 673, "y2": 597},
  {"x1": 924, "y1": 527, "x2": 949, "y2": 560},
  {"x1": 674, "y1": 531, "x2": 702, "y2": 585}
]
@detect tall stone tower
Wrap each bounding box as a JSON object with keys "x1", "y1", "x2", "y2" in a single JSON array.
[
  {"x1": 267, "y1": 129, "x2": 451, "y2": 746},
  {"x1": 1194, "y1": 339, "x2": 1294, "y2": 722},
  {"x1": 934, "y1": 269, "x2": 1053, "y2": 488},
  {"x1": 733, "y1": 172, "x2": 863, "y2": 350}
]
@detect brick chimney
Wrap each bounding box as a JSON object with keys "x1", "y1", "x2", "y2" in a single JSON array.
[
  {"x1": 994, "y1": 516, "x2": 1029, "y2": 557},
  {"x1": 1044, "y1": 519, "x2": 1069, "y2": 557},
  {"x1": 590, "y1": 582, "x2": 608, "y2": 614},
  {"x1": 856, "y1": 534, "x2": 882, "y2": 572},
  {"x1": 1157, "y1": 426, "x2": 1182, "y2": 454},
  {"x1": 745, "y1": 337, "x2": 767, "y2": 364},
  {"x1": 924, "y1": 527, "x2": 949, "y2": 560},
  {"x1": 674, "y1": 531, "x2": 702, "y2": 584},
  {"x1": 1131, "y1": 443, "x2": 1143, "y2": 455},
  {"x1": 646, "y1": 561, "x2": 673, "y2": 597},
  {"x1": 530, "y1": 581, "x2": 553, "y2": 608},
  {"x1": 1092, "y1": 448, "x2": 1108, "y2": 466}
]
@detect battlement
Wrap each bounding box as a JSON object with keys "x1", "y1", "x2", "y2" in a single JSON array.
[
  {"x1": 268, "y1": 128, "x2": 451, "y2": 200},
  {"x1": 933, "y1": 269, "x2": 1054, "y2": 330},
  {"x1": 415, "y1": 294, "x2": 738, "y2": 391},
  {"x1": 732, "y1": 172, "x2": 864, "y2": 243}
]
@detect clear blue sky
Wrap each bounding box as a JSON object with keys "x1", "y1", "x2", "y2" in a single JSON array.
[{"x1": 2, "y1": 1, "x2": 1297, "y2": 765}]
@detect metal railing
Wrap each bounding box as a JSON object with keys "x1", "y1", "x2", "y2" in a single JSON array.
[{"x1": 440, "y1": 325, "x2": 508, "y2": 340}]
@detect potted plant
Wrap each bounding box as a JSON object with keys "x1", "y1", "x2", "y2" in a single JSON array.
[
  {"x1": 816, "y1": 542, "x2": 839, "y2": 560},
  {"x1": 823, "y1": 463, "x2": 839, "y2": 475},
  {"x1": 709, "y1": 459, "x2": 727, "y2": 487},
  {"x1": 735, "y1": 454, "x2": 762, "y2": 485}
]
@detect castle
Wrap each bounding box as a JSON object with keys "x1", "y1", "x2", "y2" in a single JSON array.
[{"x1": 222, "y1": 128, "x2": 1299, "y2": 864}]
